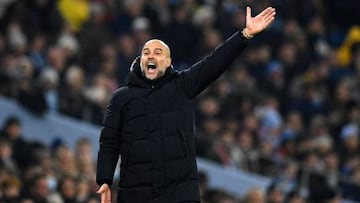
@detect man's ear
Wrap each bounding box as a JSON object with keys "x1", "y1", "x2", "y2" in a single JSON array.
[{"x1": 166, "y1": 57, "x2": 172, "y2": 67}]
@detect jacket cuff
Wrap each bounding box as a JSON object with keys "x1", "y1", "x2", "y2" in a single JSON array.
[
  {"x1": 241, "y1": 28, "x2": 254, "y2": 39},
  {"x1": 96, "y1": 179, "x2": 112, "y2": 186}
]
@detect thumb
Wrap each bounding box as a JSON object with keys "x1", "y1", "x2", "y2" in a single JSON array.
[
  {"x1": 97, "y1": 185, "x2": 107, "y2": 194},
  {"x1": 96, "y1": 187, "x2": 103, "y2": 194},
  {"x1": 246, "y1": 6, "x2": 251, "y2": 21}
]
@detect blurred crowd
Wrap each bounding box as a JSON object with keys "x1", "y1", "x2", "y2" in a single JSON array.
[
  {"x1": 0, "y1": 0, "x2": 360, "y2": 203},
  {"x1": 0, "y1": 116, "x2": 99, "y2": 203}
]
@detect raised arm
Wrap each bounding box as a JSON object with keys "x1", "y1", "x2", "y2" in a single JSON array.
[{"x1": 178, "y1": 6, "x2": 276, "y2": 98}]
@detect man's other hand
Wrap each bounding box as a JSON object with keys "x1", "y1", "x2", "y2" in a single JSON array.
[{"x1": 97, "y1": 183, "x2": 111, "y2": 203}]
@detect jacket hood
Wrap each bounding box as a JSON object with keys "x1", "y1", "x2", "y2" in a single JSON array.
[{"x1": 128, "y1": 56, "x2": 177, "y2": 88}]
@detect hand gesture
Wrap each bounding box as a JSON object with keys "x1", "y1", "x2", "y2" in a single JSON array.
[
  {"x1": 97, "y1": 184, "x2": 112, "y2": 203},
  {"x1": 244, "y1": 6, "x2": 276, "y2": 36}
]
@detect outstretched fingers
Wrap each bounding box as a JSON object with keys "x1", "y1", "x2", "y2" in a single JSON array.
[
  {"x1": 261, "y1": 8, "x2": 276, "y2": 27},
  {"x1": 263, "y1": 8, "x2": 276, "y2": 19},
  {"x1": 264, "y1": 10, "x2": 276, "y2": 20},
  {"x1": 259, "y1": 7, "x2": 275, "y2": 18},
  {"x1": 264, "y1": 15, "x2": 275, "y2": 27}
]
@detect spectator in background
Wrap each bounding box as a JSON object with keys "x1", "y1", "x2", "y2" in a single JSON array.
[
  {"x1": 281, "y1": 111, "x2": 304, "y2": 146},
  {"x1": 46, "y1": 46, "x2": 67, "y2": 78},
  {"x1": 59, "y1": 65, "x2": 86, "y2": 119},
  {"x1": 213, "y1": 128, "x2": 237, "y2": 166},
  {"x1": 54, "y1": 144, "x2": 77, "y2": 178},
  {"x1": 131, "y1": 16, "x2": 152, "y2": 51},
  {"x1": 0, "y1": 117, "x2": 101, "y2": 202},
  {"x1": 339, "y1": 124, "x2": 360, "y2": 177},
  {"x1": 98, "y1": 46, "x2": 119, "y2": 91},
  {"x1": 6, "y1": 22, "x2": 27, "y2": 55},
  {"x1": 17, "y1": 57, "x2": 48, "y2": 115},
  {"x1": 38, "y1": 68, "x2": 59, "y2": 112},
  {"x1": 116, "y1": 34, "x2": 137, "y2": 84},
  {"x1": 0, "y1": 116, "x2": 30, "y2": 171},
  {"x1": 58, "y1": 176, "x2": 77, "y2": 203},
  {"x1": 322, "y1": 151, "x2": 340, "y2": 189},
  {"x1": 28, "y1": 34, "x2": 47, "y2": 74},
  {"x1": 232, "y1": 129, "x2": 259, "y2": 172},
  {"x1": 83, "y1": 73, "x2": 110, "y2": 124},
  {"x1": 261, "y1": 61, "x2": 287, "y2": 106},
  {"x1": 228, "y1": 64, "x2": 257, "y2": 99},
  {"x1": 75, "y1": 138, "x2": 96, "y2": 181},
  {"x1": 0, "y1": 138, "x2": 17, "y2": 175},
  {"x1": 271, "y1": 162, "x2": 298, "y2": 194},
  {"x1": 78, "y1": 2, "x2": 113, "y2": 74},
  {"x1": 164, "y1": 3, "x2": 200, "y2": 69},
  {"x1": 328, "y1": 81, "x2": 356, "y2": 132},
  {"x1": 56, "y1": 23, "x2": 80, "y2": 64},
  {"x1": 76, "y1": 177, "x2": 98, "y2": 203},
  {"x1": 0, "y1": 175, "x2": 21, "y2": 203},
  {"x1": 37, "y1": 151, "x2": 58, "y2": 193},
  {"x1": 257, "y1": 96, "x2": 283, "y2": 150},
  {"x1": 25, "y1": 174, "x2": 50, "y2": 203},
  {"x1": 112, "y1": 0, "x2": 145, "y2": 35}
]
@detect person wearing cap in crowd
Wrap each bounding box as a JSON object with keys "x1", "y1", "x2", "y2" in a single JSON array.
[{"x1": 96, "y1": 6, "x2": 276, "y2": 203}]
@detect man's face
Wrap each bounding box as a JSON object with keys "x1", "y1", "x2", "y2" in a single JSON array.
[{"x1": 140, "y1": 39, "x2": 171, "y2": 80}]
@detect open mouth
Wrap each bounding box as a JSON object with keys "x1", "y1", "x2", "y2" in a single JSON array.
[{"x1": 147, "y1": 62, "x2": 157, "y2": 74}]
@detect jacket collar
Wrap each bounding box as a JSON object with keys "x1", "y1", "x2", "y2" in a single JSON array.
[{"x1": 128, "y1": 56, "x2": 177, "y2": 89}]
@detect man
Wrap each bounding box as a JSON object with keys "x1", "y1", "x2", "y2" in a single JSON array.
[{"x1": 96, "y1": 6, "x2": 276, "y2": 203}]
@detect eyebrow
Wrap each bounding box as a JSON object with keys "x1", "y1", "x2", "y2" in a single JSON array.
[{"x1": 142, "y1": 48, "x2": 163, "y2": 53}]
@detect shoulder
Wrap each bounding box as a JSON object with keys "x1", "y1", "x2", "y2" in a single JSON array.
[
  {"x1": 112, "y1": 86, "x2": 131, "y2": 100},
  {"x1": 107, "y1": 86, "x2": 132, "y2": 109}
]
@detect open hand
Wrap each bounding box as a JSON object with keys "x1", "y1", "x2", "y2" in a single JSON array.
[{"x1": 244, "y1": 6, "x2": 276, "y2": 36}]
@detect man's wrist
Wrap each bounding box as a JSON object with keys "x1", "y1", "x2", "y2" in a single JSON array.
[
  {"x1": 96, "y1": 179, "x2": 112, "y2": 186},
  {"x1": 241, "y1": 28, "x2": 254, "y2": 39}
]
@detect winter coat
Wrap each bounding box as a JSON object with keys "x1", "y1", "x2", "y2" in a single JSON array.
[{"x1": 96, "y1": 31, "x2": 248, "y2": 203}]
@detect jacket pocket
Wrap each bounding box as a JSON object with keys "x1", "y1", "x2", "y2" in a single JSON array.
[{"x1": 177, "y1": 129, "x2": 188, "y2": 158}]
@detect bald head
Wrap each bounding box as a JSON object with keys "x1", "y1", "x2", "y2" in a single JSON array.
[
  {"x1": 140, "y1": 39, "x2": 172, "y2": 80},
  {"x1": 143, "y1": 39, "x2": 171, "y2": 57}
]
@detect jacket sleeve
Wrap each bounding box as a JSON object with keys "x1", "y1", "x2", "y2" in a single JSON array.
[
  {"x1": 178, "y1": 31, "x2": 248, "y2": 98},
  {"x1": 96, "y1": 90, "x2": 123, "y2": 186}
]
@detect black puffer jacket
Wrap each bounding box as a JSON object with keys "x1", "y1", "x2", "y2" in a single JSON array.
[{"x1": 96, "y1": 31, "x2": 248, "y2": 203}]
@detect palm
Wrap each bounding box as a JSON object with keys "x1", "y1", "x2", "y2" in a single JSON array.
[{"x1": 246, "y1": 7, "x2": 276, "y2": 36}]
